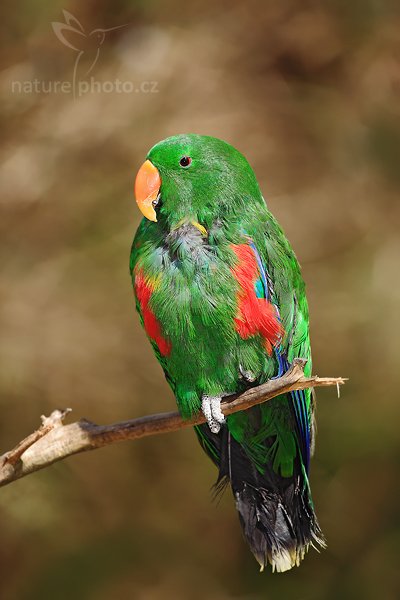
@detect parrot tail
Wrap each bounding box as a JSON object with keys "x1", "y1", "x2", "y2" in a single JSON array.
[
  {"x1": 233, "y1": 478, "x2": 325, "y2": 573},
  {"x1": 196, "y1": 423, "x2": 325, "y2": 573}
]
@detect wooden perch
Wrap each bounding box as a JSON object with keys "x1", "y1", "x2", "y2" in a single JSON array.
[{"x1": 0, "y1": 359, "x2": 345, "y2": 488}]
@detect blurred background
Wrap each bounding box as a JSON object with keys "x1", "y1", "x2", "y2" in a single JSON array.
[{"x1": 0, "y1": 1, "x2": 399, "y2": 598}]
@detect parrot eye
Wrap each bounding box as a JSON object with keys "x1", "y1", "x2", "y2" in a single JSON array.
[
  {"x1": 179, "y1": 156, "x2": 192, "y2": 168},
  {"x1": 152, "y1": 193, "x2": 161, "y2": 207}
]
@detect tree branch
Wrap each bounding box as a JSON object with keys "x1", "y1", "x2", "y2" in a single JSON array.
[{"x1": 0, "y1": 359, "x2": 346, "y2": 488}]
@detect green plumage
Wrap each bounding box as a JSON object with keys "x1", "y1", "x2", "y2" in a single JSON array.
[{"x1": 130, "y1": 134, "x2": 324, "y2": 572}]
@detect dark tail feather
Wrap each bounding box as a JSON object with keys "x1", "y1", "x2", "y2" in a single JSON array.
[
  {"x1": 235, "y1": 480, "x2": 325, "y2": 572},
  {"x1": 195, "y1": 424, "x2": 325, "y2": 572}
]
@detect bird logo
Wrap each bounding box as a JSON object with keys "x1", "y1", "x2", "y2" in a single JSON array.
[{"x1": 52, "y1": 10, "x2": 128, "y2": 97}]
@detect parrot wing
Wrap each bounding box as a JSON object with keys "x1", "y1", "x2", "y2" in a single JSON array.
[{"x1": 249, "y1": 216, "x2": 313, "y2": 474}]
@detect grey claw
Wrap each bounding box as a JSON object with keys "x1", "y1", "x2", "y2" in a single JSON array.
[
  {"x1": 209, "y1": 420, "x2": 221, "y2": 434},
  {"x1": 239, "y1": 364, "x2": 256, "y2": 382}
]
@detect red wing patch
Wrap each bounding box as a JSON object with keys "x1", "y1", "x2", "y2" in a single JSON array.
[
  {"x1": 134, "y1": 269, "x2": 171, "y2": 357},
  {"x1": 231, "y1": 244, "x2": 283, "y2": 354}
]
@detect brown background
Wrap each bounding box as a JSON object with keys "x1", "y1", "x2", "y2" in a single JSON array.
[{"x1": 0, "y1": 1, "x2": 399, "y2": 598}]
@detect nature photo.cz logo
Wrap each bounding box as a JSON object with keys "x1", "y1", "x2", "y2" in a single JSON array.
[{"x1": 11, "y1": 10, "x2": 159, "y2": 99}]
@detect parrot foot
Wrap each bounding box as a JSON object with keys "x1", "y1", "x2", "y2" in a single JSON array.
[
  {"x1": 201, "y1": 395, "x2": 225, "y2": 434},
  {"x1": 239, "y1": 364, "x2": 256, "y2": 382}
]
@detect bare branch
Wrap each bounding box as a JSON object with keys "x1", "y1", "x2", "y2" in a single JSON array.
[
  {"x1": 2, "y1": 408, "x2": 72, "y2": 467},
  {"x1": 0, "y1": 359, "x2": 346, "y2": 488}
]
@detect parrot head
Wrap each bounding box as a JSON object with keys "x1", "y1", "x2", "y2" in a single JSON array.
[{"x1": 134, "y1": 134, "x2": 263, "y2": 234}]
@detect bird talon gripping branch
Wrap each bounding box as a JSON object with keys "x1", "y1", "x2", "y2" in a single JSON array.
[{"x1": 201, "y1": 395, "x2": 225, "y2": 433}]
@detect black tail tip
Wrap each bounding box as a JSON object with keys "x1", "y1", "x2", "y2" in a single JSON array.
[{"x1": 235, "y1": 483, "x2": 326, "y2": 573}]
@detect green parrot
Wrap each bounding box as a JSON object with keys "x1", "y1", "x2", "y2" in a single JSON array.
[{"x1": 130, "y1": 134, "x2": 325, "y2": 572}]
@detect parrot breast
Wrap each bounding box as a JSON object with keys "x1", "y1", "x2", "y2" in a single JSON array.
[{"x1": 133, "y1": 222, "x2": 283, "y2": 409}]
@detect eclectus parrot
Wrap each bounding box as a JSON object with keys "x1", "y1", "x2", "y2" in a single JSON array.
[{"x1": 130, "y1": 134, "x2": 325, "y2": 572}]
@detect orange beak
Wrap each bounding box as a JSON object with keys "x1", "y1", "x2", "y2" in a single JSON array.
[{"x1": 134, "y1": 159, "x2": 161, "y2": 222}]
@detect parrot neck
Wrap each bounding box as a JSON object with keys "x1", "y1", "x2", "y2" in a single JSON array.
[
  {"x1": 164, "y1": 220, "x2": 210, "y2": 261},
  {"x1": 167, "y1": 220, "x2": 207, "y2": 244}
]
